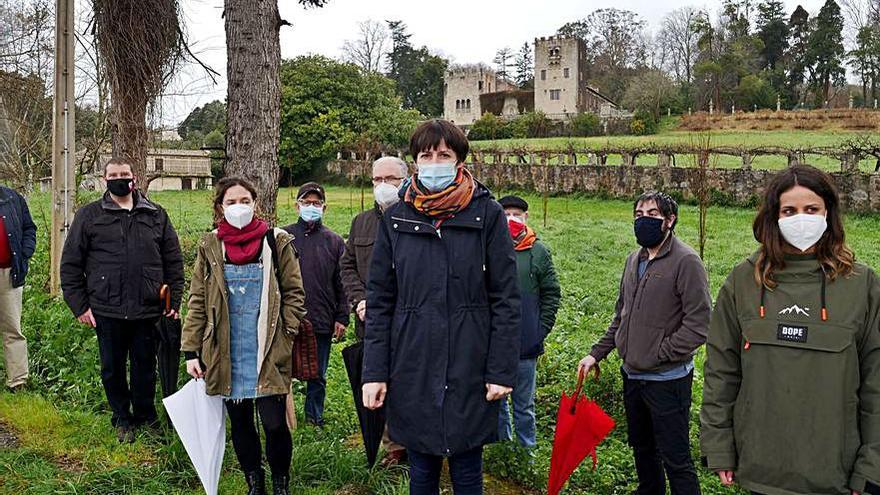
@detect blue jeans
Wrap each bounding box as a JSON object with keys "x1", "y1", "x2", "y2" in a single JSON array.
[
  {"x1": 305, "y1": 332, "x2": 332, "y2": 424},
  {"x1": 497, "y1": 358, "x2": 538, "y2": 448},
  {"x1": 409, "y1": 447, "x2": 483, "y2": 495}
]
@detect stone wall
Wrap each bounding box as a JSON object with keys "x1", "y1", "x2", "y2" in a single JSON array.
[{"x1": 326, "y1": 154, "x2": 880, "y2": 213}]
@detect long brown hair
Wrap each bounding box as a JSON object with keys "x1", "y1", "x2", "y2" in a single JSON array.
[
  {"x1": 212, "y1": 177, "x2": 258, "y2": 225},
  {"x1": 752, "y1": 165, "x2": 854, "y2": 288}
]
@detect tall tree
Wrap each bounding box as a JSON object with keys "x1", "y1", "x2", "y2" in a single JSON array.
[
  {"x1": 806, "y1": 0, "x2": 846, "y2": 106},
  {"x1": 93, "y1": 0, "x2": 185, "y2": 186},
  {"x1": 513, "y1": 42, "x2": 534, "y2": 89},
  {"x1": 384, "y1": 20, "x2": 447, "y2": 117},
  {"x1": 558, "y1": 8, "x2": 648, "y2": 101},
  {"x1": 341, "y1": 20, "x2": 389, "y2": 73},
  {"x1": 786, "y1": 5, "x2": 812, "y2": 105},
  {"x1": 224, "y1": 0, "x2": 328, "y2": 221},
  {"x1": 849, "y1": 24, "x2": 880, "y2": 102},
  {"x1": 178, "y1": 100, "x2": 226, "y2": 140},
  {"x1": 658, "y1": 7, "x2": 702, "y2": 86},
  {"x1": 492, "y1": 47, "x2": 514, "y2": 80},
  {"x1": 757, "y1": 0, "x2": 790, "y2": 70}
]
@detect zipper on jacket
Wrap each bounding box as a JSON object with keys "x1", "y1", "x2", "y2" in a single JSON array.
[{"x1": 391, "y1": 216, "x2": 442, "y2": 238}]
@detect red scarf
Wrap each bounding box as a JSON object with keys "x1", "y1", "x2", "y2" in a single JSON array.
[{"x1": 217, "y1": 218, "x2": 269, "y2": 265}]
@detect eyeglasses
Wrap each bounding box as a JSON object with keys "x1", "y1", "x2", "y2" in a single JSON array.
[
  {"x1": 372, "y1": 176, "x2": 404, "y2": 185},
  {"x1": 297, "y1": 199, "x2": 324, "y2": 207}
]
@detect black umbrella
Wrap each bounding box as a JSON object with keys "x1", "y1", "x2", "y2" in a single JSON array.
[
  {"x1": 156, "y1": 284, "x2": 182, "y2": 399},
  {"x1": 341, "y1": 340, "x2": 386, "y2": 468}
]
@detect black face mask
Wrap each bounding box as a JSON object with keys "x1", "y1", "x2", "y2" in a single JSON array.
[
  {"x1": 107, "y1": 178, "x2": 133, "y2": 197},
  {"x1": 634, "y1": 216, "x2": 667, "y2": 248}
]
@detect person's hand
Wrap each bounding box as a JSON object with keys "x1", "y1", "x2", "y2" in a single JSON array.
[
  {"x1": 852, "y1": 491, "x2": 860, "y2": 495},
  {"x1": 577, "y1": 355, "x2": 597, "y2": 377},
  {"x1": 362, "y1": 382, "x2": 387, "y2": 410},
  {"x1": 186, "y1": 359, "x2": 204, "y2": 379},
  {"x1": 356, "y1": 300, "x2": 366, "y2": 321},
  {"x1": 334, "y1": 322, "x2": 347, "y2": 341},
  {"x1": 716, "y1": 470, "x2": 734, "y2": 486},
  {"x1": 164, "y1": 308, "x2": 180, "y2": 320},
  {"x1": 77, "y1": 308, "x2": 96, "y2": 328},
  {"x1": 486, "y1": 383, "x2": 512, "y2": 401}
]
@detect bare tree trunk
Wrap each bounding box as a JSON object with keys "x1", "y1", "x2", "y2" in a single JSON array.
[
  {"x1": 224, "y1": 0, "x2": 281, "y2": 222},
  {"x1": 113, "y1": 101, "x2": 149, "y2": 183}
]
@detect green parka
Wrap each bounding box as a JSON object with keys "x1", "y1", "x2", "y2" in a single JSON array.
[
  {"x1": 700, "y1": 253, "x2": 880, "y2": 495},
  {"x1": 181, "y1": 229, "x2": 306, "y2": 397}
]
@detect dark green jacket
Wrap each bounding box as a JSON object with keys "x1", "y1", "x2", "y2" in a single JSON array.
[
  {"x1": 700, "y1": 253, "x2": 880, "y2": 495},
  {"x1": 515, "y1": 239, "x2": 561, "y2": 359}
]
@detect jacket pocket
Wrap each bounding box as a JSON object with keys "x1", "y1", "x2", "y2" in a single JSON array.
[
  {"x1": 87, "y1": 269, "x2": 120, "y2": 307},
  {"x1": 736, "y1": 318, "x2": 856, "y2": 491},
  {"x1": 142, "y1": 266, "x2": 163, "y2": 306},
  {"x1": 623, "y1": 324, "x2": 666, "y2": 371}
]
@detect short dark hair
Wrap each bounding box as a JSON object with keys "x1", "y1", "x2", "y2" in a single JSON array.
[
  {"x1": 409, "y1": 119, "x2": 469, "y2": 164},
  {"x1": 213, "y1": 176, "x2": 258, "y2": 225},
  {"x1": 103, "y1": 156, "x2": 135, "y2": 176},
  {"x1": 633, "y1": 191, "x2": 679, "y2": 229}
]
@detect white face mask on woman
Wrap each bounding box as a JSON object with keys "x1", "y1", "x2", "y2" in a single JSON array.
[
  {"x1": 224, "y1": 203, "x2": 254, "y2": 229},
  {"x1": 778, "y1": 213, "x2": 827, "y2": 252}
]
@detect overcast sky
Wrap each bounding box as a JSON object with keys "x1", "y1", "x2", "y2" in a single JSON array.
[{"x1": 155, "y1": 0, "x2": 832, "y2": 126}]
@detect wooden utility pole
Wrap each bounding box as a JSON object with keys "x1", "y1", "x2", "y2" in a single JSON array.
[{"x1": 50, "y1": 0, "x2": 76, "y2": 295}]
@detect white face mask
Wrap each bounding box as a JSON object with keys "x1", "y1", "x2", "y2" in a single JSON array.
[
  {"x1": 224, "y1": 203, "x2": 254, "y2": 229},
  {"x1": 778, "y1": 213, "x2": 827, "y2": 252},
  {"x1": 374, "y1": 182, "x2": 400, "y2": 209}
]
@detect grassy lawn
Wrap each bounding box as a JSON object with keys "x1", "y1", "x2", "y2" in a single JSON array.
[{"x1": 3, "y1": 185, "x2": 880, "y2": 494}]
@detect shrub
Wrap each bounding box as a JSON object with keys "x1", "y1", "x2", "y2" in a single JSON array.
[
  {"x1": 468, "y1": 112, "x2": 508, "y2": 140},
  {"x1": 569, "y1": 112, "x2": 602, "y2": 137}
]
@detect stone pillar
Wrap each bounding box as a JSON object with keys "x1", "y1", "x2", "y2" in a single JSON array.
[
  {"x1": 841, "y1": 153, "x2": 860, "y2": 173},
  {"x1": 788, "y1": 154, "x2": 799, "y2": 167},
  {"x1": 337, "y1": 152, "x2": 342, "y2": 160},
  {"x1": 658, "y1": 153, "x2": 671, "y2": 168},
  {"x1": 622, "y1": 153, "x2": 635, "y2": 166},
  {"x1": 742, "y1": 153, "x2": 753, "y2": 170},
  {"x1": 777, "y1": 95, "x2": 781, "y2": 112}
]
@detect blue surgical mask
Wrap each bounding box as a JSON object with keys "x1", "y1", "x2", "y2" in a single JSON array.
[
  {"x1": 299, "y1": 204, "x2": 324, "y2": 222},
  {"x1": 418, "y1": 162, "x2": 457, "y2": 192}
]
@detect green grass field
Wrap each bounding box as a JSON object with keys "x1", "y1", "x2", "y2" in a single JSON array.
[{"x1": 3, "y1": 186, "x2": 880, "y2": 494}]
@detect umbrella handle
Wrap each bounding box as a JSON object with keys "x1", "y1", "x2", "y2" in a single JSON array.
[
  {"x1": 572, "y1": 364, "x2": 601, "y2": 414},
  {"x1": 160, "y1": 284, "x2": 171, "y2": 313}
]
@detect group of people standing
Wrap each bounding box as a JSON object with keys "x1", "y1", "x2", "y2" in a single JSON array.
[{"x1": 1, "y1": 117, "x2": 880, "y2": 495}]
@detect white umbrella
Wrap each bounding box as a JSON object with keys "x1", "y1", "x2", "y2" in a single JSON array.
[{"x1": 163, "y1": 379, "x2": 226, "y2": 495}]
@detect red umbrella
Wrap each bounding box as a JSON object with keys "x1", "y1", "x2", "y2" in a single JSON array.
[{"x1": 548, "y1": 366, "x2": 616, "y2": 495}]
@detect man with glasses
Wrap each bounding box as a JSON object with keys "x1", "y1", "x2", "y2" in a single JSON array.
[
  {"x1": 340, "y1": 156, "x2": 408, "y2": 465},
  {"x1": 283, "y1": 182, "x2": 349, "y2": 427}
]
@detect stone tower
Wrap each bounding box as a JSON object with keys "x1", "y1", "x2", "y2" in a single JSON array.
[
  {"x1": 533, "y1": 35, "x2": 589, "y2": 117},
  {"x1": 443, "y1": 65, "x2": 499, "y2": 125}
]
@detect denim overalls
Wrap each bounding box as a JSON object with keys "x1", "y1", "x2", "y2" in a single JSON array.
[{"x1": 223, "y1": 262, "x2": 263, "y2": 400}]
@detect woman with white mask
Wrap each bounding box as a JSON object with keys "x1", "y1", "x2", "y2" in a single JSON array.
[
  {"x1": 701, "y1": 165, "x2": 880, "y2": 495},
  {"x1": 181, "y1": 177, "x2": 306, "y2": 495}
]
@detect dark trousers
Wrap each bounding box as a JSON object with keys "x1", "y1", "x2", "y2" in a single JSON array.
[
  {"x1": 305, "y1": 332, "x2": 332, "y2": 424},
  {"x1": 408, "y1": 447, "x2": 483, "y2": 495},
  {"x1": 94, "y1": 315, "x2": 158, "y2": 428},
  {"x1": 623, "y1": 369, "x2": 701, "y2": 495},
  {"x1": 226, "y1": 395, "x2": 291, "y2": 478}
]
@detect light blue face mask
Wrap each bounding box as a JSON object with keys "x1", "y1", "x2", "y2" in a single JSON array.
[
  {"x1": 299, "y1": 204, "x2": 324, "y2": 222},
  {"x1": 418, "y1": 162, "x2": 457, "y2": 192}
]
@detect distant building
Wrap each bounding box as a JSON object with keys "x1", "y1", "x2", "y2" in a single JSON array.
[
  {"x1": 443, "y1": 34, "x2": 624, "y2": 124},
  {"x1": 83, "y1": 148, "x2": 213, "y2": 191}
]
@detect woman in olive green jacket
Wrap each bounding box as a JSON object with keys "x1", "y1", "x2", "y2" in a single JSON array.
[
  {"x1": 182, "y1": 177, "x2": 306, "y2": 495},
  {"x1": 700, "y1": 165, "x2": 880, "y2": 495}
]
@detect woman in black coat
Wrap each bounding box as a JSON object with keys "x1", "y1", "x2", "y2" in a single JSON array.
[{"x1": 362, "y1": 119, "x2": 521, "y2": 495}]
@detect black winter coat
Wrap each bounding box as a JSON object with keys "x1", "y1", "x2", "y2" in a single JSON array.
[
  {"x1": 362, "y1": 182, "x2": 521, "y2": 456},
  {"x1": 60, "y1": 191, "x2": 185, "y2": 320},
  {"x1": 283, "y1": 219, "x2": 349, "y2": 334},
  {"x1": 0, "y1": 186, "x2": 37, "y2": 288}
]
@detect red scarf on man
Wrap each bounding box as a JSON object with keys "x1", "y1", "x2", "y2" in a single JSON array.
[{"x1": 217, "y1": 218, "x2": 269, "y2": 265}]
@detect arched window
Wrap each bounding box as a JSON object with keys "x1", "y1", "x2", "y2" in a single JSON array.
[
  {"x1": 466, "y1": 99, "x2": 471, "y2": 109},
  {"x1": 456, "y1": 100, "x2": 461, "y2": 109}
]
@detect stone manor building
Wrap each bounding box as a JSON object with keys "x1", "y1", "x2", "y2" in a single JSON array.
[{"x1": 443, "y1": 34, "x2": 620, "y2": 125}]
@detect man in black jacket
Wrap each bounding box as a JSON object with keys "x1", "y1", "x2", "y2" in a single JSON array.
[
  {"x1": 61, "y1": 157, "x2": 184, "y2": 443},
  {"x1": 283, "y1": 182, "x2": 349, "y2": 427},
  {"x1": 0, "y1": 185, "x2": 37, "y2": 392}
]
